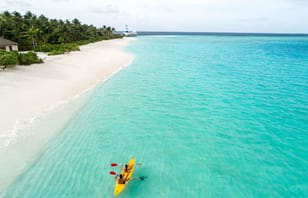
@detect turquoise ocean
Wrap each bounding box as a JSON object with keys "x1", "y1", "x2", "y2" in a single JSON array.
[{"x1": 2, "y1": 35, "x2": 308, "y2": 197}]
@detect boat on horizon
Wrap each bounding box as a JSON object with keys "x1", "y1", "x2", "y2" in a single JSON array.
[
  {"x1": 123, "y1": 31, "x2": 138, "y2": 37},
  {"x1": 123, "y1": 24, "x2": 137, "y2": 37}
]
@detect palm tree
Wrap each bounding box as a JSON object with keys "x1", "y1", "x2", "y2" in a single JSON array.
[
  {"x1": 27, "y1": 26, "x2": 39, "y2": 48},
  {"x1": 0, "y1": 11, "x2": 120, "y2": 50},
  {"x1": 0, "y1": 11, "x2": 11, "y2": 37},
  {"x1": 106, "y1": 26, "x2": 112, "y2": 37}
]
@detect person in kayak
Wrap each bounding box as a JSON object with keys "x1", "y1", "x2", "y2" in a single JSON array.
[
  {"x1": 124, "y1": 164, "x2": 129, "y2": 172},
  {"x1": 117, "y1": 174, "x2": 126, "y2": 184}
]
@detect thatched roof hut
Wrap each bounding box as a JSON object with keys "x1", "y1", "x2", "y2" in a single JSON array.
[{"x1": 0, "y1": 37, "x2": 18, "y2": 51}]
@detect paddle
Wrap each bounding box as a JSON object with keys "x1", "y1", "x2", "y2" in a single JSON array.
[
  {"x1": 109, "y1": 171, "x2": 117, "y2": 175},
  {"x1": 110, "y1": 163, "x2": 142, "y2": 167},
  {"x1": 110, "y1": 171, "x2": 147, "y2": 182}
]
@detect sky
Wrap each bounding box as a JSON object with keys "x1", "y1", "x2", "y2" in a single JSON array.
[{"x1": 0, "y1": 0, "x2": 308, "y2": 33}]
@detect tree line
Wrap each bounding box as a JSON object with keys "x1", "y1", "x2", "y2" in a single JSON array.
[{"x1": 0, "y1": 11, "x2": 121, "y2": 50}]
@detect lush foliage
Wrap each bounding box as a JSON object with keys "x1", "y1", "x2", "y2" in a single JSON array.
[
  {"x1": 0, "y1": 11, "x2": 122, "y2": 51},
  {"x1": 0, "y1": 50, "x2": 19, "y2": 69},
  {"x1": 0, "y1": 50, "x2": 42, "y2": 69},
  {"x1": 36, "y1": 43, "x2": 80, "y2": 55},
  {"x1": 18, "y1": 52, "x2": 43, "y2": 65}
]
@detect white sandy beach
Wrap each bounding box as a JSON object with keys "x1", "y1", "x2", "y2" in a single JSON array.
[{"x1": 0, "y1": 38, "x2": 134, "y2": 192}]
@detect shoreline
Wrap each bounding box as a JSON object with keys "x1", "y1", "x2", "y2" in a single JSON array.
[
  {"x1": 0, "y1": 38, "x2": 135, "y2": 193},
  {"x1": 0, "y1": 38, "x2": 135, "y2": 146}
]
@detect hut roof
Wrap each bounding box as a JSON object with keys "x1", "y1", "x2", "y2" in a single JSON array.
[{"x1": 0, "y1": 37, "x2": 18, "y2": 48}]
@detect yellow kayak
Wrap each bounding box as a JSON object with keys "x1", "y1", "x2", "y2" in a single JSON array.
[{"x1": 114, "y1": 158, "x2": 135, "y2": 196}]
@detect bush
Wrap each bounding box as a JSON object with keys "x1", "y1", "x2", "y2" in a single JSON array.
[
  {"x1": 77, "y1": 40, "x2": 91, "y2": 45},
  {"x1": 18, "y1": 52, "x2": 43, "y2": 65},
  {"x1": 48, "y1": 50, "x2": 65, "y2": 56},
  {"x1": 0, "y1": 51, "x2": 19, "y2": 70},
  {"x1": 36, "y1": 44, "x2": 52, "y2": 52},
  {"x1": 36, "y1": 43, "x2": 80, "y2": 55}
]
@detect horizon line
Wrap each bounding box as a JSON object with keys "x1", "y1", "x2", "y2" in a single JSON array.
[{"x1": 135, "y1": 31, "x2": 308, "y2": 36}]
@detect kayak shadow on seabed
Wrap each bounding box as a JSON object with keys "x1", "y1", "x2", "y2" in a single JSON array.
[
  {"x1": 126, "y1": 174, "x2": 149, "y2": 196},
  {"x1": 133, "y1": 175, "x2": 148, "y2": 181}
]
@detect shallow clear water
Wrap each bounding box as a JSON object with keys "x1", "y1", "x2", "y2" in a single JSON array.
[{"x1": 3, "y1": 35, "x2": 308, "y2": 197}]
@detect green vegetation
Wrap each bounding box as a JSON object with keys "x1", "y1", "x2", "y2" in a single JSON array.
[
  {"x1": 37, "y1": 43, "x2": 80, "y2": 56},
  {"x1": 18, "y1": 52, "x2": 43, "y2": 65},
  {"x1": 0, "y1": 11, "x2": 122, "y2": 54},
  {"x1": 0, "y1": 11, "x2": 122, "y2": 69},
  {"x1": 0, "y1": 50, "x2": 19, "y2": 70},
  {"x1": 0, "y1": 50, "x2": 42, "y2": 70}
]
